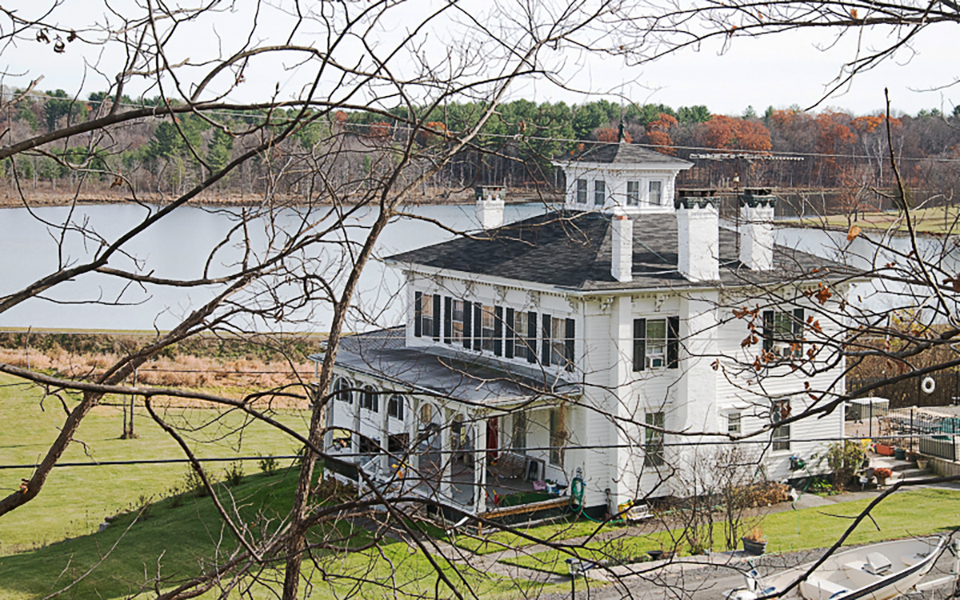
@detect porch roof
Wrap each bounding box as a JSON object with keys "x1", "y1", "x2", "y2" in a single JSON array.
[{"x1": 312, "y1": 327, "x2": 581, "y2": 406}]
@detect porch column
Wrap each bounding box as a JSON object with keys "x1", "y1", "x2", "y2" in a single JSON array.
[
  {"x1": 407, "y1": 397, "x2": 420, "y2": 485},
  {"x1": 440, "y1": 406, "x2": 453, "y2": 502},
  {"x1": 352, "y1": 390, "x2": 362, "y2": 464},
  {"x1": 474, "y1": 415, "x2": 487, "y2": 514},
  {"x1": 380, "y1": 394, "x2": 390, "y2": 477},
  {"x1": 323, "y1": 385, "x2": 335, "y2": 452}
]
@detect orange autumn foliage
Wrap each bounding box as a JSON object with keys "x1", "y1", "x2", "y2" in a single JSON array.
[
  {"x1": 647, "y1": 112, "x2": 678, "y2": 155},
  {"x1": 596, "y1": 127, "x2": 632, "y2": 143},
  {"x1": 703, "y1": 115, "x2": 772, "y2": 151}
]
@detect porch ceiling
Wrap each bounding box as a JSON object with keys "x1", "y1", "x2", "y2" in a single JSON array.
[{"x1": 314, "y1": 327, "x2": 581, "y2": 406}]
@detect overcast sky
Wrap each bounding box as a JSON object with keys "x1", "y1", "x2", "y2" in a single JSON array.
[{"x1": 5, "y1": 1, "x2": 958, "y2": 118}]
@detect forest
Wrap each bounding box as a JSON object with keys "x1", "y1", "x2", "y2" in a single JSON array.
[{"x1": 5, "y1": 89, "x2": 960, "y2": 213}]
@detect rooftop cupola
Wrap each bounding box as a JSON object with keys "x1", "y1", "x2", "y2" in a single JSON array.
[
  {"x1": 738, "y1": 189, "x2": 777, "y2": 271},
  {"x1": 675, "y1": 191, "x2": 719, "y2": 282},
  {"x1": 475, "y1": 186, "x2": 504, "y2": 230}
]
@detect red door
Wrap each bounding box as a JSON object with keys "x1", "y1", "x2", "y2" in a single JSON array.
[{"x1": 486, "y1": 417, "x2": 499, "y2": 461}]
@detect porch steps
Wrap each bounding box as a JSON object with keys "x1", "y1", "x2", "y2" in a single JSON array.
[{"x1": 477, "y1": 496, "x2": 570, "y2": 534}]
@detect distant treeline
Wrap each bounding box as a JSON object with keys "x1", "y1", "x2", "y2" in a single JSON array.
[{"x1": 5, "y1": 90, "x2": 960, "y2": 211}]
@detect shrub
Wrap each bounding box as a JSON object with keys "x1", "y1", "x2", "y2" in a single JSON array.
[
  {"x1": 257, "y1": 454, "x2": 279, "y2": 476},
  {"x1": 821, "y1": 441, "x2": 867, "y2": 490},
  {"x1": 744, "y1": 526, "x2": 764, "y2": 542},
  {"x1": 874, "y1": 467, "x2": 893, "y2": 479},
  {"x1": 183, "y1": 467, "x2": 213, "y2": 497},
  {"x1": 225, "y1": 461, "x2": 244, "y2": 487}
]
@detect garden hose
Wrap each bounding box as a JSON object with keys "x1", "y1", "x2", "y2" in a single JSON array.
[{"x1": 569, "y1": 476, "x2": 604, "y2": 523}]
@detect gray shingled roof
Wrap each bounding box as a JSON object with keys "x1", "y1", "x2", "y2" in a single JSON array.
[
  {"x1": 557, "y1": 142, "x2": 692, "y2": 168},
  {"x1": 387, "y1": 211, "x2": 853, "y2": 292},
  {"x1": 323, "y1": 327, "x2": 580, "y2": 404}
]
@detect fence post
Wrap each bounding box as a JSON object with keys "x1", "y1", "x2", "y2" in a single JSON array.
[{"x1": 911, "y1": 408, "x2": 914, "y2": 452}]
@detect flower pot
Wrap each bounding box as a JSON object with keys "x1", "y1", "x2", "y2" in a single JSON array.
[
  {"x1": 894, "y1": 447, "x2": 907, "y2": 460},
  {"x1": 647, "y1": 550, "x2": 675, "y2": 561},
  {"x1": 742, "y1": 537, "x2": 768, "y2": 555},
  {"x1": 875, "y1": 444, "x2": 895, "y2": 456},
  {"x1": 876, "y1": 476, "x2": 888, "y2": 486},
  {"x1": 917, "y1": 458, "x2": 929, "y2": 470}
]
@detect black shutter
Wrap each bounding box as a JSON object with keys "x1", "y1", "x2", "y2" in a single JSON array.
[
  {"x1": 432, "y1": 295, "x2": 441, "y2": 341},
  {"x1": 474, "y1": 304, "x2": 483, "y2": 351},
  {"x1": 463, "y1": 300, "x2": 472, "y2": 349},
  {"x1": 667, "y1": 316, "x2": 680, "y2": 369},
  {"x1": 444, "y1": 297, "x2": 452, "y2": 344},
  {"x1": 527, "y1": 311, "x2": 537, "y2": 364},
  {"x1": 542, "y1": 313, "x2": 551, "y2": 366},
  {"x1": 505, "y1": 308, "x2": 515, "y2": 358},
  {"x1": 565, "y1": 318, "x2": 575, "y2": 371},
  {"x1": 494, "y1": 306, "x2": 503, "y2": 356},
  {"x1": 633, "y1": 318, "x2": 646, "y2": 372},
  {"x1": 414, "y1": 292, "x2": 423, "y2": 338},
  {"x1": 793, "y1": 308, "x2": 805, "y2": 357},
  {"x1": 762, "y1": 310, "x2": 774, "y2": 352}
]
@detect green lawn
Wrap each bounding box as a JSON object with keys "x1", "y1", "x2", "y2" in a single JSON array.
[
  {"x1": 800, "y1": 207, "x2": 960, "y2": 235},
  {"x1": 455, "y1": 517, "x2": 626, "y2": 555},
  {"x1": 502, "y1": 488, "x2": 960, "y2": 576},
  {"x1": 0, "y1": 373, "x2": 307, "y2": 554}
]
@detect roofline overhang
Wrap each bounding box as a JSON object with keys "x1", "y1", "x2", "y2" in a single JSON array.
[
  {"x1": 551, "y1": 159, "x2": 693, "y2": 171},
  {"x1": 383, "y1": 258, "x2": 868, "y2": 299}
]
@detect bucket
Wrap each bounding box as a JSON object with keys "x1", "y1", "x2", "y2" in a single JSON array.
[{"x1": 894, "y1": 447, "x2": 906, "y2": 460}]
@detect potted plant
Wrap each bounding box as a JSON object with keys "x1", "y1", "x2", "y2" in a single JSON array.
[
  {"x1": 742, "y1": 526, "x2": 767, "y2": 555},
  {"x1": 917, "y1": 456, "x2": 929, "y2": 471},
  {"x1": 874, "y1": 467, "x2": 893, "y2": 486}
]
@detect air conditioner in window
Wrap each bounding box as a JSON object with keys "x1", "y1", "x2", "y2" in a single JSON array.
[
  {"x1": 772, "y1": 342, "x2": 794, "y2": 357},
  {"x1": 646, "y1": 355, "x2": 664, "y2": 369}
]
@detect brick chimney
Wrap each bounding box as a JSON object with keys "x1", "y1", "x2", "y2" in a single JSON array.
[
  {"x1": 675, "y1": 194, "x2": 719, "y2": 281},
  {"x1": 611, "y1": 212, "x2": 633, "y2": 282},
  {"x1": 739, "y1": 190, "x2": 776, "y2": 271},
  {"x1": 475, "y1": 186, "x2": 504, "y2": 230}
]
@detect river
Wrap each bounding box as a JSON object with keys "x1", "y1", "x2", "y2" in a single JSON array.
[{"x1": 1, "y1": 203, "x2": 955, "y2": 331}]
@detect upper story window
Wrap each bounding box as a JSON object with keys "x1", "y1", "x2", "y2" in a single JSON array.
[
  {"x1": 387, "y1": 394, "x2": 405, "y2": 420},
  {"x1": 626, "y1": 181, "x2": 640, "y2": 205},
  {"x1": 771, "y1": 399, "x2": 791, "y2": 450},
  {"x1": 481, "y1": 305, "x2": 498, "y2": 353},
  {"x1": 576, "y1": 179, "x2": 587, "y2": 203},
  {"x1": 446, "y1": 299, "x2": 465, "y2": 343},
  {"x1": 633, "y1": 317, "x2": 679, "y2": 371},
  {"x1": 332, "y1": 377, "x2": 352, "y2": 404},
  {"x1": 360, "y1": 385, "x2": 379, "y2": 412},
  {"x1": 727, "y1": 412, "x2": 742, "y2": 435},
  {"x1": 509, "y1": 310, "x2": 536, "y2": 362},
  {"x1": 594, "y1": 180, "x2": 606, "y2": 205},
  {"x1": 762, "y1": 309, "x2": 804, "y2": 358},
  {"x1": 414, "y1": 292, "x2": 440, "y2": 340},
  {"x1": 542, "y1": 314, "x2": 575, "y2": 371},
  {"x1": 649, "y1": 180, "x2": 663, "y2": 205}
]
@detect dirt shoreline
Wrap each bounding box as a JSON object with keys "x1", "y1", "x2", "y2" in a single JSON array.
[{"x1": 0, "y1": 187, "x2": 561, "y2": 208}]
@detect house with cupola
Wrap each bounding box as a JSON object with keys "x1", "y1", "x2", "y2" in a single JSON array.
[{"x1": 316, "y1": 141, "x2": 853, "y2": 518}]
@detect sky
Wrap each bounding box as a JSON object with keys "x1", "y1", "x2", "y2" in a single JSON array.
[{"x1": 4, "y1": 0, "x2": 958, "y2": 118}]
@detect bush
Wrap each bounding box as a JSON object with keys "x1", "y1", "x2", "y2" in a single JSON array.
[
  {"x1": 225, "y1": 461, "x2": 244, "y2": 487},
  {"x1": 821, "y1": 441, "x2": 867, "y2": 490},
  {"x1": 257, "y1": 454, "x2": 279, "y2": 476},
  {"x1": 183, "y1": 467, "x2": 213, "y2": 497}
]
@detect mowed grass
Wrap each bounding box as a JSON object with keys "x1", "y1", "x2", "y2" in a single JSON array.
[
  {"x1": 0, "y1": 373, "x2": 307, "y2": 553},
  {"x1": 799, "y1": 206, "x2": 960, "y2": 235},
  {"x1": 501, "y1": 488, "x2": 960, "y2": 575}
]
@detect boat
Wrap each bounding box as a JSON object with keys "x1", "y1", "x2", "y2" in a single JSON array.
[{"x1": 728, "y1": 537, "x2": 947, "y2": 600}]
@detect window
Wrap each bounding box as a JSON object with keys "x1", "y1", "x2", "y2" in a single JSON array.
[
  {"x1": 644, "y1": 411, "x2": 665, "y2": 467},
  {"x1": 633, "y1": 317, "x2": 679, "y2": 371},
  {"x1": 626, "y1": 181, "x2": 640, "y2": 205},
  {"x1": 594, "y1": 180, "x2": 606, "y2": 206},
  {"x1": 512, "y1": 410, "x2": 527, "y2": 454},
  {"x1": 481, "y1": 305, "x2": 496, "y2": 353},
  {"x1": 414, "y1": 292, "x2": 440, "y2": 340},
  {"x1": 512, "y1": 311, "x2": 532, "y2": 361},
  {"x1": 550, "y1": 317, "x2": 574, "y2": 371},
  {"x1": 576, "y1": 179, "x2": 587, "y2": 203},
  {"x1": 763, "y1": 309, "x2": 804, "y2": 358},
  {"x1": 360, "y1": 385, "x2": 379, "y2": 412},
  {"x1": 549, "y1": 405, "x2": 566, "y2": 465},
  {"x1": 649, "y1": 180, "x2": 663, "y2": 205},
  {"x1": 451, "y1": 300, "x2": 465, "y2": 343},
  {"x1": 332, "y1": 377, "x2": 352, "y2": 404},
  {"x1": 388, "y1": 394, "x2": 405, "y2": 420},
  {"x1": 772, "y1": 399, "x2": 791, "y2": 451},
  {"x1": 727, "y1": 412, "x2": 742, "y2": 435}
]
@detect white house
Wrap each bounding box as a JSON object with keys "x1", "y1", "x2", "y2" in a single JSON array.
[{"x1": 317, "y1": 141, "x2": 852, "y2": 518}]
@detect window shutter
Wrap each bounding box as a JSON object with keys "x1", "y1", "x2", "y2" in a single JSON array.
[
  {"x1": 414, "y1": 292, "x2": 423, "y2": 338},
  {"x1": 444, "y1": 297, "x2": 452, "y2": 344},
  {"x1": 494, "y1": 306, "x2": 503, "y2": 356},
  {"x1": 633, "y1": 319, "x2": 646, "y2": 371},
  {"x1": 527, "y1": 311, "x2": 537, "y2": 364},
  {"x1": 667, "y1": 316, "x2": 680, "y2": 369},
  {"x1": 474, "y1": 304, "x2": 483, "y2": 351},
  {"x1": 762, "y1": 310, "x2": 774, "y2": 352},
  {"x1": 541, "y1": 313, "x2": 551, "y2": 366},
  {"x1": 432, "y1": 295, "x2": 441, "y2": 341},
  {"x1": 505, "y1": 308, "x2": 515, "y2": 359},
  {"x1": 565, "y1": 318, "x2": 575, "y2": 371},
  {"x1": 793, "y1": 308, "x2": 805, "y2": 357},
  {"x1": 462, "y1": 301, "x2": 472, "y2": 349}
]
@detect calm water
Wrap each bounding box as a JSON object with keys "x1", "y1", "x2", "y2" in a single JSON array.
[
  {"x1": 1, "y1": 203, "x2": 955, "y2": 330},
  {"x1": 0, "y1": 202, "x2": 547, "y2": 331}
]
